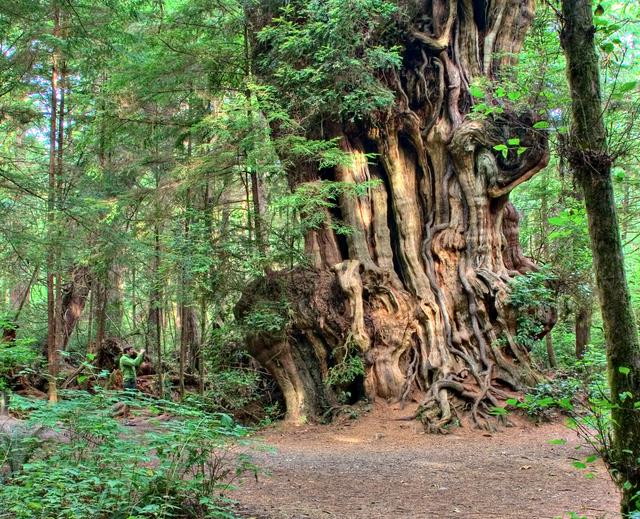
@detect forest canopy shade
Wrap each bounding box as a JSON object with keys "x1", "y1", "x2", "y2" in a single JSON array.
[{"x1": 236, "y1": 0, "x2": 553, "y2": 430}]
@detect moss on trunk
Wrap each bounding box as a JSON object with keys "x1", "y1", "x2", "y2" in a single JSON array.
[{"x1": 560, "y1": 0, "x2": 640, "y2": 514}]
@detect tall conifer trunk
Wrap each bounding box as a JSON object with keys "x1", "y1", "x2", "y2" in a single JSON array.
[
  {"x1": 560, "y1": 1, "x2": 640, "y2": 514},
  {"x1": 238, "y1": 0, "x2": 552, "y2": 430},
  {"x1": 46, "y1": 3, "x2": 61, "y2": 403}
]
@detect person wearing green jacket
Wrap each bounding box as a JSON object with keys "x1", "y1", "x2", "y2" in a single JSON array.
[{"x1": 119, "y1": 346, "x2": 145, "y2": 390}]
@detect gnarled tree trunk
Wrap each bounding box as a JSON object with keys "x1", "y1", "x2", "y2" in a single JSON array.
[{"x1": 238, "y1": 0, "x2": 552, "y2": 431}]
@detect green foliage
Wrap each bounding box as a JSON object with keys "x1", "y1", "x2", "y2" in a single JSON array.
[
  {"x1": 257, "y1": 0, "x2": 401, "y2": 122},
  {"x1": 0, "y1": 339, "x2": 37, "y2": 389},
  {"x1": 0, "y1": 391, "x2": 255, "y2": 519},
  {"x1": 505, "y1": 377, "x2": 578, "y2": 421},
  {"x1": 507, "y1": 270, "x2": 555, "y2": 351},
  {"x1": 185, "y1": 369, "x2": 265, "y2": 416},
  {"x1": 241, "y1": 299, "x2": 291, "y2": 334},
  {"x1": 503, "y1": 345, "x2": 609, "y2": 421},
  {"x1": 508, "y1": 270, "x2": 555, "y2": 309},
  {"x1": 326, "y1": 354, "x2": 365, "y2": 388},
  {"x1": 272, "y1": 179, "x2": 381, "y2": 262},
  {"x1": 554, "y1": 513, "x2": 587, "y2": 519},
  {"x1": 326, "y1": 335, "x2": 365, "y2": 403},
  {"x1": 0, "y1": 319, "x2": 38, "y2": 391}
]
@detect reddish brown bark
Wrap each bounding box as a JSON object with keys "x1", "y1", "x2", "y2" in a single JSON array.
[
  {"x1": 60, "y1": 266, "x2": 92, "y2": 350},
  {"x1": 240, "y1": 0, "x2": 551, "y2": 430}
]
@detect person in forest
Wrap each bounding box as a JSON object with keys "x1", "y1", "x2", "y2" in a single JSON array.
[{"x1": 119, "y1": 345, "x2": 145, "y2": 391}]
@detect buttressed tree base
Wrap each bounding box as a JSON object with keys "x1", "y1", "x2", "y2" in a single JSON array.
[{"x1": 237, "y1": 0, "x2": 553, "y2": 431}]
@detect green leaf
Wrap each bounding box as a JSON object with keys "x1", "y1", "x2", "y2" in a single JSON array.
[
  {"x1": 505, "y1": 398, "x2": 519, "y2": 406},
  {"x1": 620, "y1": 391, "x2": 632, "y2": 402},
  {"x1": 548, "y1": 216, "x2": 569, "y2": 226},
  {"x1": 533, "y1": 121, "x2": 550, "y2": 129},
  {"x1": 593, "y1": 15, "x2": 609, "y2": 26},
  {"x1": 472, "y1": 102, "x2": 489, "y2": 113},
  {"x1": 493, "y1": 144, "x2": 508, "y2": 159},
  {"x1": 537, "y1": 397, "x2": 555, "y2": 407},
  {"x1": 470, "y1": 85, "x2": 484, "y2": 98},
  {"x1": 558, "y1": 398, "x2": 574, "y2": 411},
  {"x1": 619, "y1": 81, "x2": 637, "y2": 93},
  {"x1": 573, "y1": 461, "x2": 587, "y2": 469},
  {"x1": 507, "y1": 137, "x2": 520, "y2": 146},
  {"x1": 600, "y1": 42, "x2": 614, "y2": 53},
  {"x1": 614, "y1": 169, "x2": 626, "y2": 182},
  {"x1": 618, "y1": 366, "x2": 631, "y2": 376},
  {"x1": 548, "y1": 439, "x2": 567, "y2": 445},
  {"x1": 585, "y1": 455, "x2": 597, "y2": 463},
  {"x1": 489, "y1": 406, "x2": 508, "y2": 416},
  {"x1": 507, "y1": 91, "x2": 521, "y2": 101},
  {"x1": 495, "y1": 86, "x2": 506, "y2": 98}
]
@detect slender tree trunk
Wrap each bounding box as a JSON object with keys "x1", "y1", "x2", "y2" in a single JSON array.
[
  {"x1": 199, "y1": 297, "x2": 206, "y2": 396},
  {"x1": 54, "y1": 57, "x2": 66, "y2": 357},
  {"x1": 242, "y1": 169, "x2": 252, "y2": 241},
  {"x1": 560, "y1": 1, "x2": 640, "y2": 514},
  {"x1": 87, "y1": 284, "x2": 94, "y2": 352},
  {"x1": 95, "y1": 280, "x2": 108, "y2": 350},
  {"x1": 146, "y1": 229, "x2": 164, "y2": 396},
  {"x1": 46, "y1": 4, "x2": 60, "y2": 403},
  {"x1": 131, "y1": 263, "x2": 137, "y2": 330},
  {"x1": 179, "y1": 303, "x2": 186, "y2": 398},
  {"x1": 179, "y1": 127, "x2": 193, "y2": 397},
  {"x1": 12, "y1": 265, "x2": 39, "y2": 322},
  {"x1": 545, "y1": 334, "x2": 557, "y2": 369},
  {"x1": 61, "y1": 266, "x2": 92, "y2": 350},
  {"x1": 575, "y1": 302, "x2": 592, "y2": 359},
  {"x1": 146, "y1": 223, "x2": 164, "y2": 396},
  {"x1": 243, "y1": 17, "x2": 268, "y2": 258},
  {"x1": 540, "y1": 172, "x2": 558, "y2": 367},
  {"x1": 198, "y1": 180, "x2": 211, "y2": 396},
  {"x1": 106, "y1": 265, "x2": 124, "y2": 337},
  {"x1": 146, "y1": 119, "x2": 165, "y2": 397},
  {"x1": 155, "y1": 251, "x2": 163, "y2": 398},
  {"x1": 149, "y1": 176, "x2": 164, "y2": 397}
]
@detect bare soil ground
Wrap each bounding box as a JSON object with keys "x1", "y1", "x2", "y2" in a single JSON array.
[{"x1": 231, "y1": 404, "x2": 621, "y2": 519}]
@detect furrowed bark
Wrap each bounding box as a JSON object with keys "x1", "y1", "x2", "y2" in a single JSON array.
[{"x1": 240, "y1": 0, "x2": 552, "y2": 431}]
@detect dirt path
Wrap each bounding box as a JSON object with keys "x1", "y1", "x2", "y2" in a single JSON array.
[{"x1": 231, "y1": 405, "x2": 620, "y2": 519}]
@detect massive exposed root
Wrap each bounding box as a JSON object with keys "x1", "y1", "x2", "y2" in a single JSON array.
[{"x1": 237, "y1": 196, "x2": 549, "y2": 431}]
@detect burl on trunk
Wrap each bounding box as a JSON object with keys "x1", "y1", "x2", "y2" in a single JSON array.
[{"x1": 237, "y1": 0, "x2": 552, "y2": 431}]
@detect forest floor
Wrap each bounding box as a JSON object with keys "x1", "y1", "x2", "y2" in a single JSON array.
[{"x1": 231, "y1": 403, "x2": 621, "y2": 519}]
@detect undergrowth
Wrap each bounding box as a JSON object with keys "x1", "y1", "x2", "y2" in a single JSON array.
[{"x1": 0, "y1": 390, "x2": 258, "y2": 519}]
